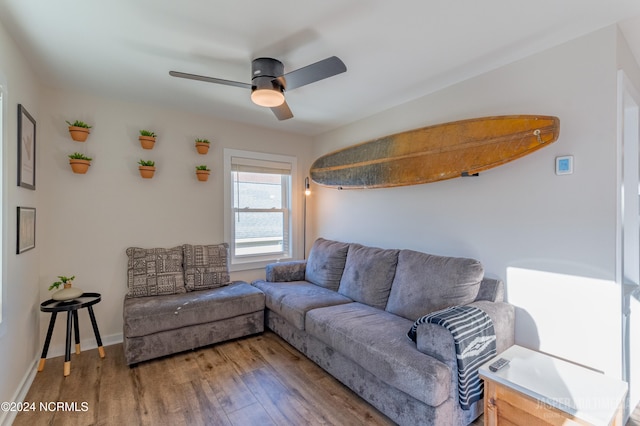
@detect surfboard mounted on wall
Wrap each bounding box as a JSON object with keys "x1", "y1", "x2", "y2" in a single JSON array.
[{"x1": 310, "y1": 115, "x2": 560, "y2": 189}]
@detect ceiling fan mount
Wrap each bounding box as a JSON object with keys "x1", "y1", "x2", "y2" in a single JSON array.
[
  {"x1": 250, "y1": 58, "x2": 286, "y2": 108},
  {"x1": 170, "y1": 56, "x2": 346, "y2": 121}
]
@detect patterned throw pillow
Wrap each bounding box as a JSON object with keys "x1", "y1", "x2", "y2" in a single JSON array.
[
  {"x1": 126, "y1": 246, "x2": 186, "y2": 298},
  {"x1": 182, "y1": 243, "x2": 231, "y2": 291}
]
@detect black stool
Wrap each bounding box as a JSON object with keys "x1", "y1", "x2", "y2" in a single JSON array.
[{"x1": 39, "y1": 292, "x2": 105, "y2": 376}]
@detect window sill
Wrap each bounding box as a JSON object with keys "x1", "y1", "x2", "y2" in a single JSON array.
[{"x1": 230, "y1": 256, "x2": 293, "y2": 272}]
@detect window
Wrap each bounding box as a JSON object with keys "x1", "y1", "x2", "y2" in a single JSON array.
[{"x1": 224, "y1": 149, "x2": 297, "y2": 270}]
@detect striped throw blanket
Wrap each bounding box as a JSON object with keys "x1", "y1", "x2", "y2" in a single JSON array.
[{"x1": 407, "y1": 305, "x2": 497, "y2": 409}]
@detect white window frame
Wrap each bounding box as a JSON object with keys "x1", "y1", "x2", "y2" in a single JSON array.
[
  {"x1": 0, "y1": 84, "x2": 4, "y2": 325},
  {"x1": 224, "y1": 148, "x2": 297, "y2": 271}
]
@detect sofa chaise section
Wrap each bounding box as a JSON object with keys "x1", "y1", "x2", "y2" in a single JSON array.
[
  {"x1": 123, "y1": 282, "x2": 265, "y2": 365},
  {"x1": 122, "y1": 244, "x2": 265, "y2": 365}
]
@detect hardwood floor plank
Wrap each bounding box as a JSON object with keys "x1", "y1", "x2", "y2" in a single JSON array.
[
  {"x1": 13, "y1": 357, "x2": 64, "y2": 426},
  {"x1": 166, "y1": 350, "x2": 208, "y2": 385},
  {"x1": 185, "y1": 379, "x2": 233, "y2": 426},
  {"x1": 226, "y1": 402, "x2": 277, "y2": 426},
  {"x1": 207, "y1": 362, "x2": 258, "y2": 414},
  {"x1": 134, "y1": 355, "x2": 203, "y2": 425},
  {"x1": 14, "y1": 332, "x2": 640, "y2": 426},
  {"x1": 249, "y1": 334, "x2": 391, "y2": 426},
  {"x1": 257, "y1": 332, "x2": 327, "y2": 381},
  {"x1": 94, "y1": 346, "x2": 143, "y2": 426},
  {"x1": 215, "y1": 336, "x2": 268, "y2": 376},
  {"x1": 241, "y1": 367, "x2": 327, "y2": 426}
]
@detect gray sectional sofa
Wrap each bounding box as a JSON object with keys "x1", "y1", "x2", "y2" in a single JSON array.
[
  {"x1": 252, "y1": 238, "x2": 515, "y2": 426},
  {"x1": 122, "y1": 243, "x2": 264, "y2": 365}
]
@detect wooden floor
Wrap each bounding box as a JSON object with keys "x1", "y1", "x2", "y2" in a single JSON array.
[
  {"x1": 14, "y1": 331, "x2": 394, "y2": 426},
  {"x1": 13, "y1": 331, "x2": 640, "y2": 426}
]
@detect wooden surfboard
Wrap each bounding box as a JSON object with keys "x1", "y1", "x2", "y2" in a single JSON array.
[{"x1": 310, "y1": 115, "x2": 560, "y2": 189}]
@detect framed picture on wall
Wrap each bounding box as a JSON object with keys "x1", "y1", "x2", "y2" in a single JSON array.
[
  {"x1": 17, "y1": 207, "x2": 36, "y2": 254},
  {"x1": 18, "y1": 104, "x2": 36, "y2": 190}
]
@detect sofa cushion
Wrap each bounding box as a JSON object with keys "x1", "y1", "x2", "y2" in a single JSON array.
[
  {"x1": 305, "y1": 302, "x2": 451, "y2": 407},
  {"x1": 265, "y1": 260, "x2": 307, "y2": 282},
  {"x1": 123, "y1": 282, "x2": 264, "y2": 337},
  {"x1": 305, "y1": 238, "x2": 350, "y2": 290},
  {"x1": 337, "y1": 244, "x2": 399, "y2": 309},
  {"x1": 386, "y1": 250, "x2": 483, "y2": 321},
  {"x1": 182, "y1": 243, "x2": 231, "y2": 291},
  {"x1": 252, "y1": 280, "x2": 352, "y2": 330},
  {"x1": 126, "y1": 246, "x2": 186, "y2": 298}
]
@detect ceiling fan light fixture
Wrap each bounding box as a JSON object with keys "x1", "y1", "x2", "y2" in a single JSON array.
[
  {"x1": 251, "y1": 88, "x2": 285, "y2": 107},
  {"x1": 170, "y1": 56, "x2": 346, "y2": 121}
]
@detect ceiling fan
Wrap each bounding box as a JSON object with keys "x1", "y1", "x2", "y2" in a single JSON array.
[{"x1": 169, "y1": 56, "x2": 347, "y2": 120}]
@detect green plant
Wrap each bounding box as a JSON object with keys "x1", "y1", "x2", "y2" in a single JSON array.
[
  {"x1": 49, "y1": 275, "x2": 75, "y2": 291},
  {"x1": 66, "y1": 120, "x2": 92, "y2": 129},
  {"x1": 139, "y1": 130, "x2": 157, "y2": 137},
  {"x1": 195, "y1": 165, "x2": 210, "y2": 171},
  {"x1": 195, "y1": 138, "x2": 210, "y2": 144},
  {"x1": 68, "y1": 152, "x2": 92, "y2": 161},
  {"x1": 138, "y1": 159, "x2": 155, "y2": 167}
]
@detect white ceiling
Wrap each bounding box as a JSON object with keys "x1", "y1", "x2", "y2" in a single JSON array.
[{"x1": 2, "y1": 0, "x2": 640, "y2": 136}]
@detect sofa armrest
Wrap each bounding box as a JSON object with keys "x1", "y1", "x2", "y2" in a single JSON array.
[
  {"x1": 415, "y1": 301, "x2": 515, "y2": 364},
  {"x1": 474, "y1": 277, "x2": 504, "y2": 302},
  {"x1": 468, "y1": 301, "x2": 515, "y2": 353},
  {"x1": 265, "y1": 260, "x2": 307, "y2": 282}
]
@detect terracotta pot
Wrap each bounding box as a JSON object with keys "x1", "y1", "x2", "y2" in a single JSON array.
[
  {"x1": 139, "y1": 136, "x2": 156, "y2": 149},
  {"x1": 69, "y1": 159, "x2": 91, "y2": 174},
  {"x1": 195, "y1": 142, "x2": 210, "y2": 154},
  {"x1": 139, "y1": 166, "x2": 156, "y2": 179},
  {"x1": 69, "y1": 126, "x2": 90, "y2": 142},
  {"x1": 196, "y1": 170, "x2": 210, "y2": 181}
]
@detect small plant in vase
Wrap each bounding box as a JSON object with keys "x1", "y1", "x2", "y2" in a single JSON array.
[
  {"x1": 68, "y1": 152, "x2": 93, "y2": 174},
  {"x1": 139, "y1": 130, "x2": 157, "y2": 149},
  {"x1": 195, "y1": 138, "x2": 210, "y2": 154},
  {"x1": 138, "y1": 159, "x2": 156, "y2": 178},
  {"x1": 195, "y1": 165, "x2": 211, "y2": 181},
  {"x1": 66, "y1": 120, "x2": 92, "y2": 142},
  {"x1": 49, "y1": 275, "x2": 83, "y2": 301}
]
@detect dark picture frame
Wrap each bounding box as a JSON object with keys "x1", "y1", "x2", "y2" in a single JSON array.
[
  {"x1": 18, "y1": 104, "x2": 36, "y2": 190},
  {"x1": 17, "y1": 207, "x2": 36, "y2": 254}
]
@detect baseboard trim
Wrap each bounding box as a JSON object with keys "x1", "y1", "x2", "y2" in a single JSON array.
[
  {"x1": 0, "y1": 356, "x2": 38, "y2": 426},
  {"x1": 45, "y1": 332, "x2": 123, "y2": 359}
]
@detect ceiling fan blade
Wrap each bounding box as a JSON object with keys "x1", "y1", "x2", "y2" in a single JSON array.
[
  {"x1": 271, "y1": 101, "x2": 293, "y2": 121},
  {"x1": 169, "y1": 71, "x2": 251, "y2": 89},
  {"x1": 283, "y1": 56, "x2": 347, "y2": 91}
]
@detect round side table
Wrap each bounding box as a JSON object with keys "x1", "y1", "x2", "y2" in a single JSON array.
[{"x1": 39, "y1": 292, "x2": 105, "y2": 376}]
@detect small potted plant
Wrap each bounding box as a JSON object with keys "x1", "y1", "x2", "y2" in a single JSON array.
[
  {"x1": 138, "y1": 159, "x2": 156, "y2": 178},
  {"x1": 139, "y1": 130, "x2": 157, "y2": 149},
  {"x1": 66, "y1": 120, "x2": 92, "y2": 142},
  {"x1": 195, "y1": 138, "x2": 210, "y2": 154},
  {"x1": 68, "y1": 152, "x2": 92, "y2": 174},
  {"x1": 49, "y1": 275, "x2": 83, "y2": 301},
  {"x1": 195, "y1": 165, "x2": 211, "y2": 181}
]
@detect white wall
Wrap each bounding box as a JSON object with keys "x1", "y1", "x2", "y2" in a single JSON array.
[
  {"x1": 37, "y1": 88, "x2": 312, "y2": 356},
  {"x1": 616, "y1": 28, "x2": 640, "y2": 414},
  {"x1": 311, "y1": 26, "x2": 623, "y2": 376},
  {"x1": 0, "y1": 20, "x2": 42, "y2": 426}
]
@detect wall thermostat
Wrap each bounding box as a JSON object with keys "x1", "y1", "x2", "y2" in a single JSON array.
[{"x1": 555, "y1": 156, "x2": 573, "y2": 175}]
